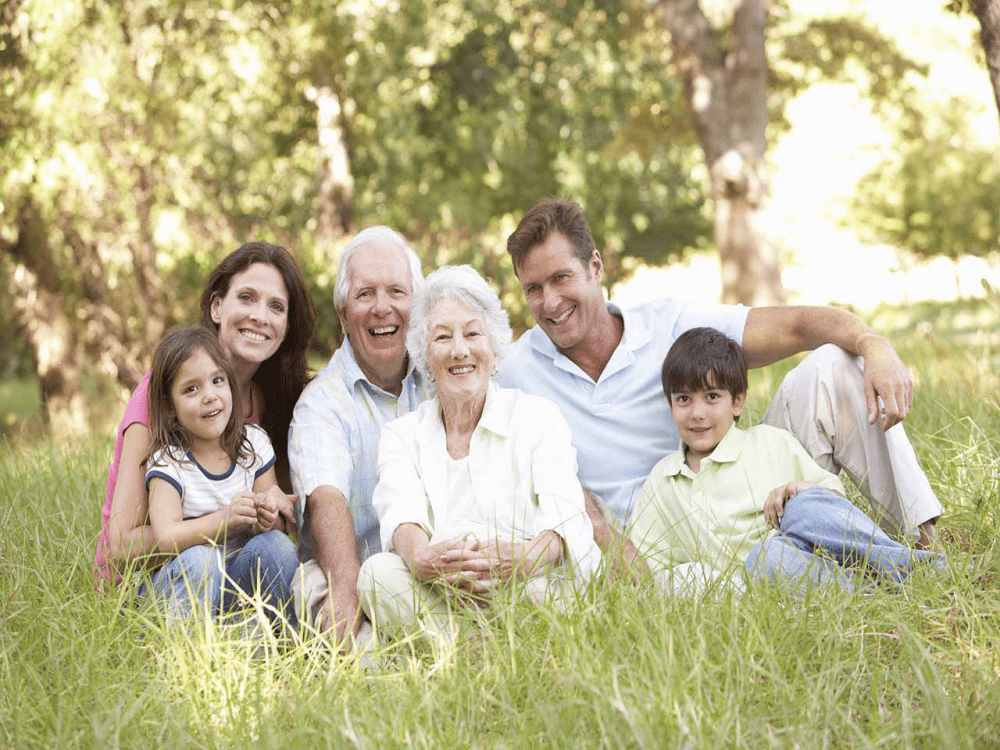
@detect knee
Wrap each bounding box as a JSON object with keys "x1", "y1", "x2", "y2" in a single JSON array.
[
  {"x1": 173, "y1": 545, "x2": 222, "y2": 581},
  {"x1": 358, "y1": 553, "x2": 413, "y2": 605},
  {"x1": 250, "y1": 530, "x2": 298, "y2": 566}
]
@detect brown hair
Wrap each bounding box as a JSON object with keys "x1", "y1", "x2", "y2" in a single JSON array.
[
  {"x1": 146, "y1": 326, "x2": 250, "y2": 466},
  {"x1": 661, "y1": 328, "x2": 748, "y2": 422},
  {"x1": 506, "y1": 198, "x2": 596, "y2": 272},
  {"x1": 199, "y1": 241, "x2": 315, "y2": 469}
]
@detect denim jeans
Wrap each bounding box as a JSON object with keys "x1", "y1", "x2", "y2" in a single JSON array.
[
  {"x1": 745, "y1": 487, "x2": 945, "y2": 593},
  {"x1": 143, "y1": 530, "x2": 299, "y2": 628}
]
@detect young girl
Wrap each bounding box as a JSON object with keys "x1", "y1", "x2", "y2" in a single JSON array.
[{"x1": 143, "y1": 326, "x2": 299, "y2": 627}]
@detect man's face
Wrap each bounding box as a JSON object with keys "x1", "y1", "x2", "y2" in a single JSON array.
[
  {"x1": 516, "y1": 232, "x2": 606, "y2": 353},
  {"x1": 338, "y1": 243, "x2": 413, "y2": 390}
]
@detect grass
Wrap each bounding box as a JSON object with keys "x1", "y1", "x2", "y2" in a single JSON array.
[{"x1": 2, "y1": 299, "x2": 1000, "y2": 748}]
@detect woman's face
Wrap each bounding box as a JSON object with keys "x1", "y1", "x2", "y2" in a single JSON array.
[
  {"x1": 427, "y1": 297, "x2": 496, "y2": 404},
  {"x1": 210, "y1": 262, "x2": 289, "y2": 370}
]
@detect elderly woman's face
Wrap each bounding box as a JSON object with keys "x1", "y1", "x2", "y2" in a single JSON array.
[{"x1": 427, "y1": 297, "x2": 496, "y2": 403}]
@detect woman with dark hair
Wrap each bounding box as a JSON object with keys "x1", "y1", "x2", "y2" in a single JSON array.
[
  {"x1": 199, "y1": 241, "x2": 315, "y2": 491},
  {"x1": 94, "y1": 241, "x2": 316, "y2": 589}
]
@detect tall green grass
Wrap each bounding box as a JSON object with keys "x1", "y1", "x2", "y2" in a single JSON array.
[{"x1": 2, "y1": 301, "x2": 999, "y2": 748}]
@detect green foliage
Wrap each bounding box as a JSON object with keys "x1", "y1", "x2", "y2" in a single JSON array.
[
  {"x1": 2, "y1": 320, "x2": 1000, "y2": 748},
  {"x1": 850, "y1": 97, "x2": 1000, "y2": 260},
  {"x1": 770, "y1": 10, "x2": 927, "y2": 133}
]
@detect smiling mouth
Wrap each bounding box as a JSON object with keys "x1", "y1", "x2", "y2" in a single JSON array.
[
  {"x1": 549, "y1": 306, "x2": 575, "y2": 325},
  {"x1": 449, "y1": 364, "x2": 475, "y2": 375},
  {"x1": 240, "y1": 329, "x2": 269, "y2": 343},
  {"x1": 202, "y1": 409, "x2": 223, "y2": 419},
  {"x1": 370, "y1": 325, "x2": 399, "y2": 337}
]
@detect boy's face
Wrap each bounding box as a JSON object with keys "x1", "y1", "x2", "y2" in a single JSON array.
[{"x1": 669, "y1": 376, "x2": 747, "y2": 465}]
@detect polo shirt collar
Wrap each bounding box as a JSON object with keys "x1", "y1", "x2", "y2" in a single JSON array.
[
  {"x1": 526, "y1": 301, "x2": 652, "y2": 362},
  {"x1": 660, "y1": 424, "x2": 746, "y2": 477},
  {"x1": 341, "y1": 336, "x2": 420, "y2": 393}
]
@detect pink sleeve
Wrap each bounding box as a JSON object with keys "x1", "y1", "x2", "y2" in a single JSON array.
[{"x1": 93, "y1": 371, "x2": 152, "y2": 588}]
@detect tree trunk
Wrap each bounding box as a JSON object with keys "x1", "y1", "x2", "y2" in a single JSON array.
[
  {"x1": 5, "y1": 197, "x2": 158, "y2": 438},
  {"x1": 310, "y1": 85, "x2": 354, "y2": 249},
  {"x1": 972, "y1": 0, "x2": 1000, "y2": 127},
  {"x1": 656, "y1": 0, "x2": 785, "y2": 305}
]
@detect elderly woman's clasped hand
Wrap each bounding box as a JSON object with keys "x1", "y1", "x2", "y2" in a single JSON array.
[{"x1": 404, "y1": 532, "x2": 567, "y2": 605}]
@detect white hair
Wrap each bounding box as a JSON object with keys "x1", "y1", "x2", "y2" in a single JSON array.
[
  {"x1": 333, "y1": 226, "x2": 424, "y2": 311},
  {"x1": 406, "y1": 265, "x2": 513, "y2": 380}
]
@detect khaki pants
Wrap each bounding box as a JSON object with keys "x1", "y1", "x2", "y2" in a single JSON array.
[
  {"x1": 762, "y1": 344, "x2": 943, "y2": 538},
  {"x1": 293, "y1": 559, "x2": 373, "y2": 651},
  {"x1": 357, "y1": 551, "x2": 559, "y2": 644}
]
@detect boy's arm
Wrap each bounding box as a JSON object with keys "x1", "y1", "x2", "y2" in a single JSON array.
[
  {"x1": 148, "y1": 477, "x2": 257, "y2": 554},
  {"x1": 761, "y1": 429, "x2": 847, "y2": 528},
  {"x1": 763, "y1": 482, "x2": 845, "y2": 529}
]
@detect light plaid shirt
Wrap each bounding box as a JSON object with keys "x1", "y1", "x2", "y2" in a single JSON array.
[{"x1": 289, "y1": 338, "x2": 431, "y2": 563}]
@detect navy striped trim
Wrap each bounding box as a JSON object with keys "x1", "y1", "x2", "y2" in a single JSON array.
[
  {"x1": 254, "y1": 455, "x2": 276, "y2": 479},
  {"x1": 146, "y1": 470, "x2": 183, "y2": 497}
]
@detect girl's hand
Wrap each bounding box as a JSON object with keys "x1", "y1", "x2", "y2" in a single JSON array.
[
  {"x1": 223, "y1": 491, "x2": 259, "y2": 530},
  {"x1": 764, "y1": 482, "x2": 820, "y2": 529},
  {"x1": 253, "y1": 485, "x2": 284, "y2": 533}
]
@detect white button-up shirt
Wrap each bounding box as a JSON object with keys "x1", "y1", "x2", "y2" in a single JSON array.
[{"x1": 372, "y1": 384, "x2": 601, "y2": 578}]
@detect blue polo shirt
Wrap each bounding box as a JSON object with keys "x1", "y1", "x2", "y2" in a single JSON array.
[{"x1": 497, "y1": 299, "x2": 748, "y2": 523}]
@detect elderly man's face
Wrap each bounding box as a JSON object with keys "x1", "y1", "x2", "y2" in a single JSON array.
[{"x1": 338, "y1": 243, "x2": 413, "y2": 391}]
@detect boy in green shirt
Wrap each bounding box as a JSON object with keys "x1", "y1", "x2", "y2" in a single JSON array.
[{"x1": 628, "y1": 327, "x2": 944, "y2": 593}]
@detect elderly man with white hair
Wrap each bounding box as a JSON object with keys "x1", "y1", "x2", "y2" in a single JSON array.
[{"x1": 289, "y1": 226, "x2": 431, "y2": 644}]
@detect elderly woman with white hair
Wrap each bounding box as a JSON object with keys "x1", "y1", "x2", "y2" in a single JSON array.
[{"x1": 358, "y1": 265, "x2": 601, "y2": 641}]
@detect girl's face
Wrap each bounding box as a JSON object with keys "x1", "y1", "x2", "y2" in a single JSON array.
[
  {"x1": 210, "y1": 262, "x2": 289, "y2": 371},
  {"x1": 169, "y1": 347, "x2": 234, "y2": 451}
]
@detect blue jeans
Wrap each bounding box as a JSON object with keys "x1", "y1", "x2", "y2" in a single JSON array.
[
  {"x1": 745, "y1": 487, "x2": 945, "y2": 593},
  {"x1": 144, "y1": 530, "x2": 299, "y2": 628}
]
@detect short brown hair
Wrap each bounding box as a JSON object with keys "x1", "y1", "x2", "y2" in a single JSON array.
[
  {"x1": 507, "y1": 198, "x2": 596, "y2": 272},
  {"x1": 662, "y1": 328, "x2": 748, "y2": 420},
  {"x1": 146, "y1": 326, "x2": 250, "y2": 467}
]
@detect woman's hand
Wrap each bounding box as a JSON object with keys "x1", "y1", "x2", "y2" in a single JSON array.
[
  {"x1": 763, "y1": 482, "x2": 820, "y2": 529},
  {"x1": 253, "y1": 485, "x2": 287, "y2": 533},
  {"x1": 479, "y1": 532, "x2": 564, "y2": 584},
  {"x1": 277, "y1": 493, "x2": 298, "y2": 532},
  {"x1": 412, "y1": 538, "x2": 494, "y2": 598}
]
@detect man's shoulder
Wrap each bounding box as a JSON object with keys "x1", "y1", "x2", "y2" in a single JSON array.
[{"x1": 296, "y1": 347, "x2": 352, "y2": 404}]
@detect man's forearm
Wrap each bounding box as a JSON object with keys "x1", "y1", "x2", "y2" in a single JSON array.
[
  {"x1": 306, "y1": 485, "x2": 361, "y2": 592},
  {"x1": 742, "y1": 305, "x2": 878, "y2": 369}
]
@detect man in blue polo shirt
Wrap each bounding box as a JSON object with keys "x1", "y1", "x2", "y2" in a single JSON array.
[{"x1": 497, "y1": 198, "x2": 942, "y2": 553}]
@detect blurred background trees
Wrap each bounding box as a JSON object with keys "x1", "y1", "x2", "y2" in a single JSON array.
[{"x1": 1, "y1": 0, "x2": 996, "y2": 436}]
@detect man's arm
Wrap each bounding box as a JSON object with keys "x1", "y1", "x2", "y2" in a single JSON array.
[
  {"x1": 305, "y1": 485, "x2": 364, "y2": 642},
  {"x1": 583, "y1": 490, "x2": 647, "y2": 583},
  {"x1": 741, "y1": 306, "x2": 912, "y2": 430}
]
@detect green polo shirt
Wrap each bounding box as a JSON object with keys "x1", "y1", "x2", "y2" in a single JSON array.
[{"x1": 628, "y1": 423, "x2": 846, "y2": 576}]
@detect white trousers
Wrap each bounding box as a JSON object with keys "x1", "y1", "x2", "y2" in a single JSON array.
[
  {"x1": 357, "y1": 551, "x2": 559, "y2": 643},
  {"x1": 761, "y1": 344, "x2": 943, "y2": 538}
]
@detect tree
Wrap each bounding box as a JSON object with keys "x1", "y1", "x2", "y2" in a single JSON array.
[
  {"x1": 969, "y1": 0, "x2": 1000, "y2": 126},
  {"x1": 654, "y1": 0, "x2": 925, "y2": 306},
  {"x1": 850, "y1": 97, "x2": 1000, "y2": 266}
]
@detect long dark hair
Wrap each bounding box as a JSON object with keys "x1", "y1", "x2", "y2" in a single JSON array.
[
  {"x1": 146, "y1": 326, "x2": 249, "y2": 466},
  {"x1": 199, "y1": 241, "x2": 315, "y2": 476}
]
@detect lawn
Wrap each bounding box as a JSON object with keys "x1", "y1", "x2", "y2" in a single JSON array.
[{"x1": 1, "y1": 299, "x2": 998, "y2": 749}]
